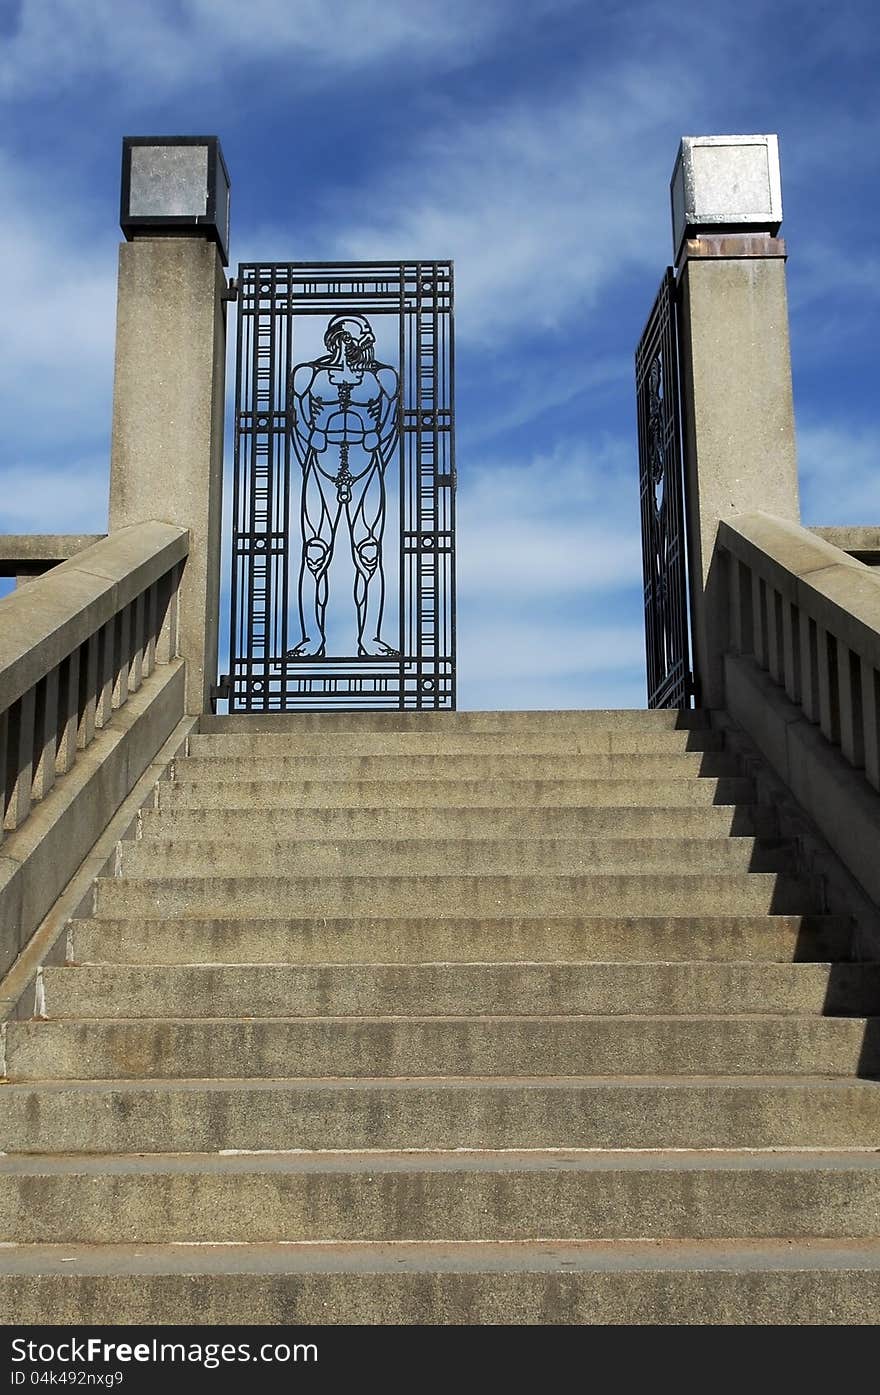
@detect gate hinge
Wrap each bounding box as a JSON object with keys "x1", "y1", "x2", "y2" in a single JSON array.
[
  {"x1": 210, "y1": 675, "x2": 232, "y2": 713},
  {"x1": 222, "y1": 278, "x2": 239, "y2": 302}
]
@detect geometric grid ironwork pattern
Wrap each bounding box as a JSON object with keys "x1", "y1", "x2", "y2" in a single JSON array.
[
  {"x1": 635, "y1": 267, "x2": 693, "y2": 709},
  {"x1": 227, "y1": 261, "x2": 455, "y2": 711}
]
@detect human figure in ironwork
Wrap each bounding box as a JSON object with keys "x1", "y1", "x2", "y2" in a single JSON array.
[{"x1": 286, "y1": 314, "x2": 399, "y2": 658}]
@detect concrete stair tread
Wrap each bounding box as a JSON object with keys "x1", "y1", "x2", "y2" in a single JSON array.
[
  {"x1": 199, "y1": 710, "x2": 712, "y2": 731},
  {"x1": 169, "y1": 753, "x2": 742, "y2": 779},
  {"x1": 7, "y1": 1072, "x2": 878, "y2": 1089},
  {"x1": 139, "y1": 805, "x2": 778, "y2": 840},
  {"x1": 17, "y1": 1011, "x2": 880, "y2": 1024},
  {"x1": 6, "y1": 1148, "x2": 880, "y2": 1176},
  {"x1": 159, "y1": 777, "x2": 758, "y2": 808},
  {"x1": 185, "y1": 733, "x2": 727, "y2": 755},
  {"x1": 67, "y1": 913, "x2": 854, "y2": 966},
  {"x1": 3, "y1": 1239, "x2": 880, "y2": 1276}
]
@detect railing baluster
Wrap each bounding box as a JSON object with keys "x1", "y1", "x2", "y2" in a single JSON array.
[
  {"x1": 767, "y1": 587, "x2": 783, "y2": 683},
  {"x1": 862, "y1": 659, "x2": 880, "y2": 792},
  {"x1": 129, "y1": 591, "x2": 145, "y2": 694},
  {"x1": 799, "y1": 612, "x2": 819, "y2": 722},
  {"x1": 157, "y1": 564, "x2": 180, "y2": 663},
  {"x1": 4, "y1": 691, "x2": 36, "y2": 831},
  {"x1": 31, "y1": 670, "x2": 59, "y2": 800},
  {"x1": 837, "y1": 644, "x2": 864, "y2": 769},
  {"x1": 144, "y1": 582, "x2": 158, "y2": 678},
  {"x1": 113, "y1": 606, "x2": 131, "y2": 710},
  {"x1": 817, "y1": 627, "x2": 840, "y2": 746},
  {"x1": 78, "y1": 633, "x2": 98, "y2": 750},
  {"x1": 0, "y1": 709, "x2": 6, "y2": 845},
  {"x1": 95, "y1": 620, "x2": 115, "y2": 730},
  {"x1": 55, "y1": 648, "x2": 80, "y2": 776},
  {"x1": 782, "y1": 600, "x2": 800, "y2": 703},
  {"x1": 752, "y1": 574, "x2": 767, "y2": 668}
]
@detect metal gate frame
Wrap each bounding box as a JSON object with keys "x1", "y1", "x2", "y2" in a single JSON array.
[
  {"x1": 225, "y1": 261, "x2": 455, "y2": 713},
  {"x1": 635, "y1": 268, "x2": 694, "y2": 709}
]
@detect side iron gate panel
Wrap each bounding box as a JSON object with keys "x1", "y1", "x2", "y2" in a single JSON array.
[
  {"x1": 228, "y1": 262, "x2": 455, "y2": 712},
  {"x1": 635, "y1": 268, "x2": 692, "y2": 709}
]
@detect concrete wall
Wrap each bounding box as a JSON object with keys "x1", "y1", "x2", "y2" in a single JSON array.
[{"x1": 110, "y1": 239, "x2": 227, "y2": 714}]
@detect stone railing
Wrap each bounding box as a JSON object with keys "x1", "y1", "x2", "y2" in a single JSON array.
[
  {"x1": 717, "y1": 512, "x2": 880, "y2": 931},
  {"x1": 720, "y1": 513, "x2": 880, "y2": 792},
  {"x1": 0, "y1": 523, "x2": 189, "y2": 980}
]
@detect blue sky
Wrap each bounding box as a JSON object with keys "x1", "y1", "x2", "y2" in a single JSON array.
[{"x1": 0, "y1": 0, "x2": 878, "y2": 709}]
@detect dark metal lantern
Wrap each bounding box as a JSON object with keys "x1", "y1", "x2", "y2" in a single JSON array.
[{"x1": 120, "y1": 136, "x2": 230, "y2": 266}]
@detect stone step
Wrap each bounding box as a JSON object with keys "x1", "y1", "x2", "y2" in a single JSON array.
[
  {"x1": 200, "y1": 709, "x2": 712, "y2": 735},
  {"x1": 2, "y1": 1239, "x2": 880, "y2": 1323},
  {"x1": 65, "y1": 915, "x2": 855, "y2": 969},
  {"x1": 159, "y1": 775, "x2": 757, "y2": 810},
  {"x1": 116, "y1": 836, "x2": 793, "y2": 880},
  {"x1": 170, "y1": 752, "x2": 741, "y2": 782},
  {"x1": 89, "y1": 871, "x2": 817, "y2": 919},
  {"x1": 39, "y1": 962, "x2": 880, "y2": 1020},
  {"x1": 4, "y1": 1150, "x2": 880, "y2": 1244},
  {"x1": 7, "y1": 1016, "x2": 879, "y2": 1080},
  {"x1": 140, "y1": 803, "x2": 779, "y2": 843},
  {"x1": 186, "y1": 729, "x2": 727, "y2": 757},
  {"x1": 67, "y1": 913, "x2": 854, "y2": 966},
  {"x1": 5, "y1": 1077, "x2": 879, "y2": 1152}
]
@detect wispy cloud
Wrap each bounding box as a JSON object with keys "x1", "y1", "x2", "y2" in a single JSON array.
[
  {"x1": 0, "y1": 151, "x2": 117, "y2": 453},
  {"x1": 0, "y1": 459, "x2": 109, "y2": 533},
  {"x1": 0, "y1": 0, "x2": 576, "y2": 99},
  {"x1": 797, "y1": 423, "x2": 880, "y2": 525}
]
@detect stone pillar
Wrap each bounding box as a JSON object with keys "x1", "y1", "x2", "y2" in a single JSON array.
[
  {"x1": 672, "y1": 136, "x2": 800, "y2": 708},
  {"x1": 109, "y1": 138, "x2": 231, "y2": 715}
]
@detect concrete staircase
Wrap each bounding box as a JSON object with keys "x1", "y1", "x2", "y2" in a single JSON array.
[{"x1": 2, "y1": 709, "x2": 880, "y2": 1323}]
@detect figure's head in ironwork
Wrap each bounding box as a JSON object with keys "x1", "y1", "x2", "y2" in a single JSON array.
[{"x1": 323, "y1": 314, "x2": 376, "y2": 370}]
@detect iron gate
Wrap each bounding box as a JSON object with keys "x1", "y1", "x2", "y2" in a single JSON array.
[
  {"x1": 635, "y1": 268, "x2": 693, "y2": 709},
  {"x1": 225, "y1": 261, "x2": 455, "y2": 712}
]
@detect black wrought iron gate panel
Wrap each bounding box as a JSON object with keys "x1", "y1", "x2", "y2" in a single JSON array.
[
  {"x1": 635, "y1": 268, "x2": 692, "y2": 709},
  {"x1": 228, "y1": 261, "x2": 455, "y2": 712}
]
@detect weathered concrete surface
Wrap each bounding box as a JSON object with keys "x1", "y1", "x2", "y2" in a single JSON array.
[
  {"x1": 4, "y1": 708, "x2": 880, "y2": 1323},
  {"x1": 4, "y1": 1151, "x2": 880, "y2": 1244},
  {"x1": 89, "y1": 869, "x2": 816, "y2": 919},
  {"x1": 0, "y1": 713, "x2": 197, "y2": 1024},
  {"x1": 139, "y1": 801, "x2": 779, "y2": 842},
  {"x1": 0, "y1": 662, "x2": 185, "y2": 979},
  {"x1": 812, "y1": 526, "x2": 880, "y2": 567},
  {"x1": 109, "y1": 238, "x2": 226, "y2": 714},
  {"x1": 4, "y1": 1077, "x2": 880, "y2": 1154},
  {"x1": 721, "y1": 513, "x2": 880, "y2": 670},
  {"x1": 8, "y1": 1014, "x2": 878, "y2": 1080},
  {"x1": 198, "y1": 709, "x2": 712, "y2": 734},
  {"x1": 167, "y1": 751, "x2": 742, "y2": 782},
  {"x1": 116, "y1": 833, "x2": 790, "y2": 879},
  {"x1": 724, "y1": 653, "x2": 880, "y2": 922},
  {"x1": 68, "y1": 912, "x2": 854, "y2": 967},
  {"x1": 187, "y1": 728, "x2": 727, "y2": 756},
  {"x1": 0, "y1": 535, "x2": 105, "y2": 585},
  {"x1": 160, "y1": 774, "x2": 759, "y2": 810},
  {"x1": 3, "y1": 1241, "x2": 880, "y2": 1325},
  {"x1": 41, "y1": 961, "x2": 880, "y2": 1019},
  {"x1": 677, "y1": 251, "x2": 799, "y2": 706},
  {"x1": 0, "y1": 524, "x2": 186, "y2": 714}
]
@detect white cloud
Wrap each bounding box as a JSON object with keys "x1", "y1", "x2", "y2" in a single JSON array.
[
  {"x1": 0, "y1": 151, "x2": 117, "y2": 448},
  {"x1": 797, "y1": 423, "x2": 880, "y2": 525},
  {"x1": 0, "y1": 459, "x2": 109, "y2": 533},
  {"x1": 0, "y1": 0, "x2": 576, "y2": 98},
  {"x1": 236, "y1": 61, "x2": 689, "y2": 346},
  {"x1": 458, "y1": 436, "x2": 642, "y2": 600}
]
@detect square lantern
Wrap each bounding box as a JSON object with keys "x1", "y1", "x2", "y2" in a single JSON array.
[
  {"x1": 120, "y1": 136, "x2": 230, "y2": 265},
  {"x1": 670, "y1": 134, "x2": 782, "y2": 259}
]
